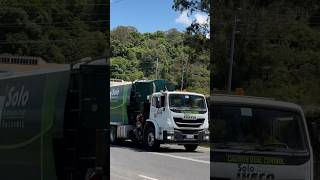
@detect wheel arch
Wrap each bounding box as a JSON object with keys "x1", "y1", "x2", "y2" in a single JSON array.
[{"x1": 144, "y1": 120, "x2": 160, "y2": 139}]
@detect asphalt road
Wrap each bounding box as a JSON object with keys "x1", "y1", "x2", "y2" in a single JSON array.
[{"x1": 110, "y1": 142, "x2": 210, "y2": 180}]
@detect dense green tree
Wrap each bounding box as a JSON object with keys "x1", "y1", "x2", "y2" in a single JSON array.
[
  {"x1": 110, "y1": 26, "x2": 210, "y2": 95},
  {"x1": 0, "y1": 0, "x2": 107, "y2": 63},
  {"x1": 211, "y1": 0, "x2": 320, "y2": 106}
]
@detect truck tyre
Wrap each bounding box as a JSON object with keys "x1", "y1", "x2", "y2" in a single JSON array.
[
  {"x1": 143, "y1": 126, "x2": 160, "y2": 151},
  {"x1": 110, "y1": 126, "x2": 117, "y2": 144},
  {"x1": 184, "y1": 144, "x2": 198, "y2": 152}
]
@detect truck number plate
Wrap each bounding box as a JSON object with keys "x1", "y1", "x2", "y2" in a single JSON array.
[{"x1": 186, "y1": 134, "x2": 194, "y2": 139}]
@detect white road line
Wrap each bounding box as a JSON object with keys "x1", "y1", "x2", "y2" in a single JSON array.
[
  {"x1": 150, "y1": 152, "x2": 210, "y2": 164},
  {"x1": 138, "y1": 175, "x2": 159, "y2": 180},
  {"x1": 187, "y1": 155, "x2": 210, "y2": 159},
  {"x1": 110, "y1": 174, "x2": 130, "y2": 180},
  {"x1": 198, "y1": 147, "x2": 210, "y2": 152}
]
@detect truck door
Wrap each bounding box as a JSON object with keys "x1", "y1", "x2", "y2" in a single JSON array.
[{"x1": 150, "y1": 95, "x2": 165, "y2": 121}]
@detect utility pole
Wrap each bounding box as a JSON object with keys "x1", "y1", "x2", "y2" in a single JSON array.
[
  {"x1": 180, "y1": 59, "x2": 188, "y2": 91},
  {"x1": 180, "y1": 66, "x2": 185, "y2": 91},
  {"x1": 155, "y1": 58, "x2": 159, "y2": 79},
  {"x1": 227, "y1": 15, "x2": 237, "y2": 93},
  {"x1": 156, "y1": 58, "x2": 159, "y2": 79}
]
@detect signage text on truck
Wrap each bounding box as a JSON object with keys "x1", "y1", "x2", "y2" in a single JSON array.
[{"x1": 211, "y1": 95, "x2": 314, "y2": 180}]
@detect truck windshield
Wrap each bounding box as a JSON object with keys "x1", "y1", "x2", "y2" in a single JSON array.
[
  {"x1": 213, "y1": 105, "x2": 307, "y2": 152},
  {"x1": 169, "y1": 94, "x2": 207, "y2": 113}
]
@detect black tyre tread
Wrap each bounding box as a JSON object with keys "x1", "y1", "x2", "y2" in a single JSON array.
[
  {"x1": 184, "y1": 144, "x2": 198, "y2": 152},
  {"x1": 143, "y1": 127, "x2": 160, "y2": 151},
  {"x1": 110, "y1": 126, "x2": 117, "y2": 144}
]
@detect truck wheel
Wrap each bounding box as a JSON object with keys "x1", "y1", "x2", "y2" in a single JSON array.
[
  {"x1": 184, "y1": 144, "x2": 198, "y2": 152},
  {"x1": 110, "y1": 126, "x2": 117, "y2": 144},
  {"x1": 143, "y1": 127, "x2": 160, "y2": 151}
]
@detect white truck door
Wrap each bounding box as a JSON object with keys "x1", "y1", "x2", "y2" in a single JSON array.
[{"x1": 150, "y1": 96, "x2": 164, "y2": 120}]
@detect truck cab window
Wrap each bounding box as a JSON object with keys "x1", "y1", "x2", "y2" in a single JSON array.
[
  {"x1": 213, "y1": 105, "x2": 307, "y2": 151},
  {"x1": 160, "y1": 95, "x2": 165, "y2": 107},
  {"x1": 169, "y1": 94, "x2": 207, "y2": 113},
  {"x1": 156, "y1": 97, "x2": 161, "y2": 108},
  {"x1": 152, "y1": 97, "x2": 157, "y2": 107}
]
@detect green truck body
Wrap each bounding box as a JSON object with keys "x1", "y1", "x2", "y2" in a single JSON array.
[
  {"x1": 0, "y1": 57, "x2": 108, "y2": 180},
  {"x1": 110, "y1": 79, "x2": 175, "y2": 125},
  {"x1": 0, "y1": 69, "x2": 70, "y2": 180}
]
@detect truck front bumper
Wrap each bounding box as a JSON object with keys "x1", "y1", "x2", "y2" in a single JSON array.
[{"x1": 162, "y1": 129, "x2": 209, "y2": 144}]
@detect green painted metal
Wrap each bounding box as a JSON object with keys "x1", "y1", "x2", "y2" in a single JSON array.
[
  {"x1": 0, "y1": 70, "x2": 70, "y2": 180},
  {"x1": 131, "y1": 80, "x2": 175, "y2": 112},
  {"x1": 110, "y1": 83, "x2": 132, "y2": 124},
  {"x1": 110, "y1": 79, "x2": 176, "y2": 125},
  {"x1": 0, "y1": 62, "x2": 108, "y2": 179},
  {"x1": 41, "y1": 72, "x2": 65, "y2": 180}
]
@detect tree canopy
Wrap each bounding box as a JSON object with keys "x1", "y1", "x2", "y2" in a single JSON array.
[
  {"x1": 0, "y1": 0, "x2": 107, "y2": 63},
  {"x1": 110, "y1": 26, "x2": 210, "y2": 95},
  {"x1": 211, "y1": 0, "x2": 320, "y2": 106}
]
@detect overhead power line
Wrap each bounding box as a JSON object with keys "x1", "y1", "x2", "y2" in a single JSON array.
[
  {"x1": 0, "y1": 9, "x2": 107, "y2": 16},
  {"x1": 0, "y1": 3, "x2": 108, "y2": 7},
  {"x1": 0, "y1": 37, "x2": 106, "y2": 44},
  {"x1": 0, "y1": 19, "x2": 108, "y2": 26}
]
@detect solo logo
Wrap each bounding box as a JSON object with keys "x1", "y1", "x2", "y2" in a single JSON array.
[
  {"x1": 237, "y1": 164, "x2": 275, "y2": 180},
  {"x1": 5, "y1": 86, "x2": 30, "y2": 107}
]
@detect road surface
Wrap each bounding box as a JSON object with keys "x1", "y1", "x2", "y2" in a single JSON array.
[{"x1": 110, "y1": 142, "x2": 210, "y2": 180}]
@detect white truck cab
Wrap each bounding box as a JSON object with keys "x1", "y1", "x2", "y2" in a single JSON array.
[
  {"x1": 210, "y1": 94, "x2": 314, "y2": 180},
  {"x1": 145, "y1": 91, "x2": 209, "y2": 151},
  {"x1": 110, "y1": 79, "x2": 209, "y2": 151}
]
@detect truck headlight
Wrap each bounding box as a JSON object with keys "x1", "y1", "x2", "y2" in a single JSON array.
[
  {"x1": 203, "y1": 129, "x2": 210, "y2": 140},
  {"x1": 167, "y1": 135, "x2": 174, "y2": 140},
  {"x1": 204, "y1": 135, "x2": 210, "y2": 140}
]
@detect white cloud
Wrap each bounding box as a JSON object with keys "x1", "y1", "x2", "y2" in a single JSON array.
[
  {"x1": 206, "y1": 33, "x2": 210, "y2": 39},
  {"x1": 175, "y1": 11, "x2": 192, "y2": 27},
  {"x1": 194, "y1": 13, "x2": 209, "y2": 26},
  {"x1": 176, "y1": 11, "x2": 209, "y2": 27},
  {"x1": 175, "y1": 11, "x2": 210, "y2": 39},
  {"x1": 195, "y1": 13, "x2": 210, "y2": 39}
]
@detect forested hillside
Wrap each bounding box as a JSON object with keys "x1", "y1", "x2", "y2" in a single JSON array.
[
  {"x1": 213, "y1": 0, "x2": 320, "y2": 106},
  {"x1": 110, "y1": 26, "x2": 210, "y2": 95},
  {"x1": 0, "y1": 0, "x2": 107, "y2": 63}
]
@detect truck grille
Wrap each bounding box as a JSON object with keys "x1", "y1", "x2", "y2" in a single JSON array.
[
  {"x1": 173, "y1": 118, "x2": 205, "y2": 128},
  {"x1": 175, "y1": 129, "x2": 202, "y2": 134}
]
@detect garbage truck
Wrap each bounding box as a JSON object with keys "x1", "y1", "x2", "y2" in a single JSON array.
[
  {"x1": 110, "y1": 79, "x2": 209, "y2": 151},
  {"x1": 0, "y1": 55, "x2": 108, "y2": 180},
  {"x1": 210, "y1": 94, "x2": 319, "y2": 180}
]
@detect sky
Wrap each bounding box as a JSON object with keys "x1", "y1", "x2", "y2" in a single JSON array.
[{"x1": 111, "y1": 0, "x2": 209, "y2": 33}]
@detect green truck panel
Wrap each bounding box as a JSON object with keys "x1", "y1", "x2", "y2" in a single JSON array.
[
  {"x1": 110, "y1": 83, "x2": 132, "y2": 124},
  {"x1": 0, "y1": 70, "x2": 70, "y2": 180},
  {"x1": 0, "y1": 59, "x2": 109, "y2": 180},
  {"x1": 110, "y1": 79, "x2": 175, "y2": 125}
]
